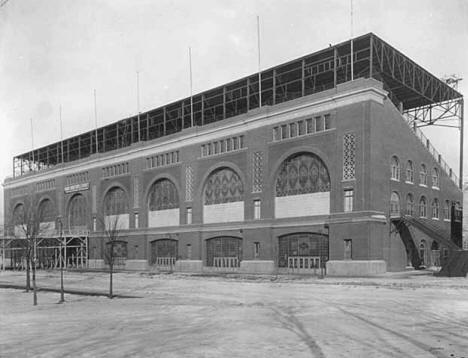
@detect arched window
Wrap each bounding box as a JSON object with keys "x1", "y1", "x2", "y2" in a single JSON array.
[
  {"x1": 431, "y1": 198, "x2": 439, "y2": 219},
  {"x1": 390, "y1": 191, "x2": 400, "y2": 215},
  {"x1": 148, "y1": 179, "x2": 179, "y2": 211},
  {"x1": 38, "y1": 199, "x2": 55, "y2": 223},
  {"x1": 204, "y1": 168, "x2": 244, "y2": 205},
  {"x1": 432, "y1": 168, "x2": 439, "y2": 188},
  {"x1": 104, "y1": 187, "x2": 128, "y2": 215},
  {"x1": 390, "y1": 156, "x2": 400, "y2": 180},
  {"x1": 419, "y1": 196, "x2": 427, "y2": 218},
  {"x1": 276, "y1": 152, "x2": 330, "y2": 197},
  {"x1": 13, "y1": 203, "x2": 25, "y2": 226},
  {"x1": 443, "y1": 200, "x2": 451, "y2": 220},
  {"x1": 406, "y1": 160, "x2": 414, "y2": 183},
  {"x1": 420, "y1": 164, "x2": 427, "y2": 186},
  {"x1": 68, "y1": 194, "x2": 87, "y2": 228},
  {"x1": 406, "y1": 193, "x2": 414, "y2": 216}
]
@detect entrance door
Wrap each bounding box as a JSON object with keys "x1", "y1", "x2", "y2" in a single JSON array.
[
  {"x1": 151, "y1": 239, "x2": 177, "y2": 270},
  {"x1": 206, "y1": 237, "x2": 242, "y2": 270}
]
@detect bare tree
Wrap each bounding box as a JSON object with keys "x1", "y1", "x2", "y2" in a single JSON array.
[
  {"x1": 101, "y1": 214, "x2": 125, "y2": 299},
  {"x1": 11, "y1": 195, "x2": 51, "y2": 305}
]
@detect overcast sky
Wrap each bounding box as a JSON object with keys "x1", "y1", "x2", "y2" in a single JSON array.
[{"x1": 0, "y1": 0, "x2": 467, "y2": 219}]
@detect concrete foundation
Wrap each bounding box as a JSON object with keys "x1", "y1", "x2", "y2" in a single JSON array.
[
  {"x1": 240, "y1": 260, "x2": 275, "y2": 274},
  {"x1": 175, "y1": 260, "x2": 203, "y2": 272},
  {"x1": 326, "y1": 260, "x2": 387, "y2": 276},
  {"x1": 125, "y1": 260, "x2": 148, "y2": 271},
  {"x1": 88, "y1": 259, "x2": 105, "y2": 269}
]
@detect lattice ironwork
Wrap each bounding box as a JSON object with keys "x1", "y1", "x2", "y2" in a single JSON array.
[
  {"x1": 206, "y1": 237, "x2": 242, "y2": 267},
  {"x1": 148, "y1": 179, "x2": 179, "y2": 211},
  {"x1": 204, "y1": 168, "x2": 244, "y2": 205},
  {"x1": 252, "y1": 151, "x2": 264, "y2": 193},
  {"x1": 278, "y1": 233, "x2": 328, "y2": 268},
  {"x1": 343, "y1": 133, "x2": 356, "y2": 180},
  {"x1": 150, "y1": 239, "x2": 178, "y2": 265},
  {"x1": 275, "y1": 152, "x2": 330, "y2": 197},
  {"x1": 185, "y1": 165, "x2": 194, "y2": 202}
]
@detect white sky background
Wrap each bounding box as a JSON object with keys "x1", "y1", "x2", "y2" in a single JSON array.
[{"x1": 0, "y1": 0, "x2": 467, "y2": 220}]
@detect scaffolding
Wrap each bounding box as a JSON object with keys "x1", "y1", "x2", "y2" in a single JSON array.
[
  {"x1": 0, "y1": 230, "x2": 88, "y2": 271},
  {"x1": 10, "y1": 33, "x2": 463, "y2": 187}
]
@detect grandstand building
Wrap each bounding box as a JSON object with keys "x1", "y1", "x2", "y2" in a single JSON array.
[{"x1": 2, "y1": 33, "x2": 464, "y2": 275}]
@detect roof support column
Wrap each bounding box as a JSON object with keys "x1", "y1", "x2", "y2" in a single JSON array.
[{"x1": 460, "y1": 98, "x2": 464, "y2": 189}]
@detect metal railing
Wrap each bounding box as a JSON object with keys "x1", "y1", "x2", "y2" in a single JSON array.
[
  {"x1": 287, "y1": 256, "x2": 321, "y2": 270},
  {"x1": 213, "y1": 257, "x2": 240, "y2": 268},
  {"x1": 155, "y1": 257, "x2": 176, "y2": 267}
]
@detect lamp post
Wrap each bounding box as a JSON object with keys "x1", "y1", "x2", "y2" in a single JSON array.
[{"x1": 58, "y1": 218, "x2": 65, "y2": 303}]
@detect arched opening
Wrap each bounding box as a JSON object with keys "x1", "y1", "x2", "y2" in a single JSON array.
[
  {"x1": 431, "y1": 198, "x2": 439, "y2": 219},
  {"x1": 203, "y1": 167, "x2": 244, "y2": 223},
  {"x1": 278, "y1": 233, "x2": 328, "y2": 273},
  {"x1": 431, "y1": 241, "x2": 440, "y2": 267},
  {"x1": 391, "y1": 156, "x2": 400, "y2": 180},
  {"x1": 206, "y1": 236, "x2": 242, "y2": 268},
  {"x1": 38, "y1": 198, "x2": 56, "y2": 233},
  {"x1": 150, "y1": 239, "x2": 178, "y2": 269},
  {"x1": 105, "y1": 240, "x2": 128, "y2": 267},
  {"x1": 390, "y1": 191, "x2": 400, "y2": 216},
  {"x1": 275, "y1": 152, "x2": 330, "y2": 218},
  {"x1": 420, "y1": 164, "x2": 427, "y2": 186},
  {"x1": 68, "y1": 194, "x2": 87, "y2": 230},
  {"x1": 406, "y1": 193, "x2": 414, "y2": 216},
  {"x1": 419, "y1": 196, "x2": 427, "y2": 218},
  {"x1": 147, "y1": 178, "x2": 179, "y2": 227},
  {"x1": 104, "y1": 187, "x2": 129, "y2": 230},
  {"x1": 406, "y1": 160, "x2": 414, "y2": 183},
  {"x1": 419, "y1": 240, "x2": 427, "y2": 267}
]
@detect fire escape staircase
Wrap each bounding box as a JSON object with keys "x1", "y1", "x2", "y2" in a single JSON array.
[{"x1": 391, "y1": 215, "x2": 467, "y2": 276}]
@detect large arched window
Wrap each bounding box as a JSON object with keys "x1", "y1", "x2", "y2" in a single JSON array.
[
  {"x1": 13, "y1": 203, "x2": 25, "y2": 226},
  {"x1": 420, "y1": 164, "x2": 427, "y2": 186},
  {"x1": 148, "y1": 179, "x2": 179, "y2": 211},
  {"x1": 406, "y1": 160, "x2": 414, "y2": 183},
  {"x1": 431, "y1": 198, "x2": 439, "y2": 219},
  {"x1": 391, "y1": 156, "x2": 400, "y2": 180},
  {"x1": 38, "y1": 199, "x2": 55, "y2": 223},
  {"x1": 406, "y1": 193, "x2": 414, "y2": 216},
  {"x1": 104, "y1": 187, "x2": 128, "y2": 215},
  {"x1": 204, "y1": 168, "x2": 244, "y2": 205},
  {"x1": 390, "y1": 191, "x2": 400, "y2": 216},
  {"x1": 431, "y1": 168, "x2": 439, "y2": 188},
  {"x1": 275, "y1": 152, "x2": 330, "y2": 218},
  {"x1": 203, "y1": 167, "x2": 244, "y2": 223},
  {"x1": 68, "y1": 194, "x2": 87, "y2": 229},
  {"x1": 419, "y1": 196, "x2": 427, "y2": 218},
  {"x1": 148, "y1": 178, "x2": 179, "y2": 227}
]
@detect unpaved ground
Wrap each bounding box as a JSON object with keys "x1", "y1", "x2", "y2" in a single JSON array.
[{"x1": 0, "y1": 271, "x2": 467, "y2": 358}]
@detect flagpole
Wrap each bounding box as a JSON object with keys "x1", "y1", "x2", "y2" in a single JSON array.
[
  {"x1": 59, "y1": 105, "x2": 64, "y2": 163},
  {"x1": 189, "y1": 46, "x2": 194, "y2": 127},
  {"x1": 350, "y1": 0, "x2": 354, "y2": 81},
  {"x1": 136, "y1": 71, "x2": 141, "y2": 142},
  {"x1": 94, "y1": 89, "x2": 98, "y2": 153},
  {"x1": 257, "y1": 15, "x2": 262, "y2": 108}
]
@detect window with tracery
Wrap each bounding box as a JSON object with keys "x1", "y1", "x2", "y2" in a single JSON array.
[
  {"x1": 431, "y1": 199, "x2": 439, "y2": 219},
  {"x1": 38, "y1": 199, "x2": 55, "y2": 222},
  {"x1": 343, "y1": 133, "x2": 356, "y2": 180},
  {"x1": 390, "y1": 191, "x2": 400, "y2": 215},
  {"x1": 406, "y1": 160, "x2": 414, "y2": 183},
  {"x1": 420, "y1": 164, "x2": 427, "y2": 186},
  {"x1": 68, "y1": 194, "x2": 87, "y2": 228},
  {"x1": 148, "y1": 179, "x2": 179, "y2": 211},
  {"x1": 391, "y1": 156, "x2": 400, "y2": 180},
  {"x1": 104, "y1": 187, "x2": 128, "y2": 215},
  {"x1": 419, "y1": 196, "x2": 427, "y2": 218},
  {"x1": 276, "y1": 152, "x2": 330, "y2": 197},
  {"x1": 204, "y1": 168, "x2": 244, "y2": 205},
  {"x1": 432, "y1": 168, "x2": 439, "y2": 188},
  {"x1": 406, "y1": 193, "x2": 414, "y2": 216},
  {"x1": 252, "y1": 151, "x2": 264, "y2": 193}
]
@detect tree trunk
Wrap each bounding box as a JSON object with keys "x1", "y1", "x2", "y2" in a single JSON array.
[
  {"x1": 26, "y1": 256, "x2": 31, "y2": 292},
  {"x1": 109, "y1": 263, "x2": 113, "y2": 299},
  {"x1": 32, "y1": 257, "x2": 37, "y2": 306}
]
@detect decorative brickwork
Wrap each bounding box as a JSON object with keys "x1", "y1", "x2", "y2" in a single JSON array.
[
  {"x1": 185, "y1": 165, "x2": 194, "y2": 202},
  {"x1": 36, "y1": 179, "x2": 55, "y2": 192},
  {"x1": 343, "y1": 133, "x2": 356, "y2": 180},
  {"x1": 252, "y1": 151, "x2": 264, "y2": 193}
]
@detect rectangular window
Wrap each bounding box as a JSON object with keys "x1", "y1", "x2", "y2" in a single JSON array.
[
  {"x1": 254, "y1": 200, "x2": 261, "y2": 219},
  {"x1": 344, "y1": 239, "x2": 352, "y2": 260},
  {"x1": 315, "y1": 116, "x2": 324, "y2": 132},
  {"x1": 239, "y1": 135, "x2": 244, "y2": 148},
  {"x1": 281, "y1": 125, "x2": 288, "y2": 139},
  {"x1": 233, "y1": 137, "x2": 238, "y2": 150},
  {"x1": 93, "y1": 217, "x2": 97, "y2": 232},
  {"x1": 167, "y1": 153, "x2": 171, "y2": 165},
  {"x1": 134, "y1": 213, "x2": 139, "y2": 228},
  {"x1": 254, "y1": 242, "x2": 260, "y2": 259},
  {"x1": 214, "y1": 141, "x2": 219, "y2": 154},
  {"x1": 344, "y1": 189, "x2": 354, "y2": 212},
  {"x1": 220, "y1": 140, "x2": 225, "y2": 153},
  {"x1": 207, "y1": 143, "x2": 212, "y2": 156},
  {"x1": 187, "y1": 244, "x2": 192, "y2": 260},
  {"x1": 324, "y1": 114, "x2": 331, "y2": 130},
  {"x1": 273, "y1": 126, "x2": 281, "y2": 141},
  {"x1": 289, "y1": 123, "x2": 297, "y2": 137},
  {"x1": 201, "y1": 145, "x2": 206, "y2": 157},
  {"x1": 186, "y1": 207, "x2": 192, "y2": 225},
  {"x1": 226, "y1": 138, "x2": 232, "y2": 151},
  {"x1": 306, "y1": 118, "x2": 314, "y2": 134},
  {"x1": 298, "y1": 120, "x2": 305, "y2": 136}
]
